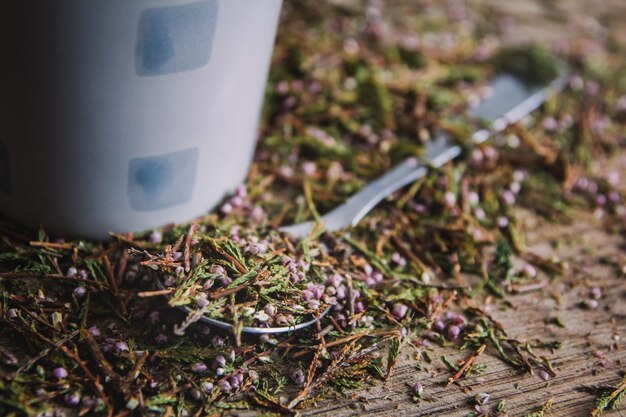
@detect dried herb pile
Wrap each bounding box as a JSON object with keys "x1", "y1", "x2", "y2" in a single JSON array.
[{"x1": 2, "y1": 1, "x2": 626, "y2": 416}]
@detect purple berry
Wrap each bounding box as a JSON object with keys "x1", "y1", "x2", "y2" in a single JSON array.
[
  {"x1": 73, "y1": 286, "x2": 86, "y2": 299},
  {"x1": 81, "y1": 396, "x2": 96, "y2": 409},
  {"x1": 475, "y1": 392, "x2": 490, "y2": 405},
  {"x1": 125, "y1": 270, "x2": 137, "y2": 283},
  {"x1": 391, "y1": 252, "x2": 406, "y2": 267},
  {"x1": 496, "y1": 216, "x2": 509, "y2": 228},
  {"x1": 326, "y1": 274, "x2": 343, "y2": 287},
  {"x1": 196, "y1": 294, "x2": 209, "y2": 308},
  {"x1": 250, "y1": 206, "x2": 265, "y2": 223},
  {"x1": 392, "y1": 303, "x2": 408, "y2": 319},
  {"x1": 149, "y1": 311, "x2": 160, "y2": 325},
  {"x1": 210, "y1": 265, "x2": 226, "y2": 276},
  {"x1": 433, "y1": 320, "x2": 446, "y2": 332},
  {"x1": 213, "y1": 355, "x2": 226, "y2": 369},
  {"x1": 307, "y1": 283, "x2": 324, "y2": 300},
  {"x1": 447, "y1": 325, "x2": 461, "y2": 340},
  {"x1": 335, "y1": 286, "x2": 346, "y2": 300},
  {"x1": 523, "y1": 264, "x2": 537, "y2": 278},
  {"x1": 302, "y1": 161, "x2": 317, "y2": 177},
  {"x1": 235, "y1": 184, "x2": 247, "y2": 198},
  {"x1": 191, "y1": 362, "x2": 207, "y2": 373},
  {"x1": 443, "y1": 191, "x2": 456, "y2": 208},
  {"x1": 291, "y1": 369, "x2": 306, "y2": 385},
  {"x1": 591, "y1": 287, "x2": 602, "y2": 300},
  {"x1": 65, "y1": 392, "x2": 80, "y2": 406},
  {"x1": 190, "y1": 388, "x2": 202, "y2": 401},
  {"x1": 218, "y1": 380, "x2": 232, "y2": 394},
  {"x1": 264, "y1": 304, "x2": 277, "y2": 317},
  {"x1": 543, "y1": 116, "x2": 558, "y2": 132},
  {"x1": 470, "y1": 148, "x2": 484, "y2": 165},
  {"x1": 229, "y1": 374, "x2": 242, "y2": 390},
  {"x1": 6, "y1": 308, "x2": 18, "y2": 320},
  {"x1": 483, "y1": 146, "x2": 498, "y2": 160},
  {"x1": 52, "y1": 367, "x2": 68, "y2": 379},
  {"x1": 115, "y1": 341, "x2": 129, "y2": 353},
  {"x1": 500, "y1": 190, "x2": 515, "y2": 206},
  {"x1": 414, "y1": 381, "x2": 424, "y2": 396},
  {"x1": 149, "y1": 230, "x2": 162, "y2": 244}
]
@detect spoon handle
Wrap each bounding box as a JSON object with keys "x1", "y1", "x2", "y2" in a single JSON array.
[
  {"x1": 325, "y1": 158, "x2": 429, "y2": 229},
  {"x1": 324, "y1": 135, "x2": 463, "y2": 228},
  {"x1": 281, "y1": 67, "x2": 569, "y2": 239},
  {"x1": 279, "y1": 158, "x2": 428, "y2": 238}
]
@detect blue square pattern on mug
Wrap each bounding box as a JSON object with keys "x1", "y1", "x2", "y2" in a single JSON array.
[
  {"x1": 135, "y1": 0, "x2": 218, "y2": 76},
  {"x1": 128, "y1": 147, "x2": 199, "y2": 211},
  {"x1": 0, "y1": 142, "x2": 11, "y2": 194}
]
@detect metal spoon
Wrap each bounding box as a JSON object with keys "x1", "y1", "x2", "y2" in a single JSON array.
[
  {"x1": 161, "y1": 67, "x2": 568, "y2": 335},
  {"x1": 154, "y1": 275, "x2": 333, "y2": 335},
  {"x1": 280, "y1": 68, "x2": 569, "y2": 238}
]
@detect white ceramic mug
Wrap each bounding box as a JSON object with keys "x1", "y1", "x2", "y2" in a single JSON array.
[{"x1": 0, "y1": 0, "x2": 282, "y2": 239}]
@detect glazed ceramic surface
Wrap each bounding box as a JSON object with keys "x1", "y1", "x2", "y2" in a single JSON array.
[{"x1": 0, "y1": 0, "x2": 282, "y2": 239}]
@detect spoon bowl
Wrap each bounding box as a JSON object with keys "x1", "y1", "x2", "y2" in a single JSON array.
[{"x1": 154, "y1": 276, "x2": 332, "y2": 334}]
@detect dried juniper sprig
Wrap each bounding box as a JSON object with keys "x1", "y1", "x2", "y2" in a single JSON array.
[
  {"x1": 461, "y1": 315, "x2": 548, "y2": 373},
  {"x1": 144, "y1": 228, "x2": 334, "y2": 328},
  {"x1": 445, "y1": 344, "x2": 486, "y2": 386},
  {"x1": 591, "y1": 374, "x2": 626, "y2": 416},
  {"x1": 521, "y1": 397, "x2": 554, "y2": 417}
]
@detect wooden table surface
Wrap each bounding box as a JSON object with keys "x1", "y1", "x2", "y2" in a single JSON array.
[
  {"x1": 238, "y1": 1, "x2": 626, "y2": 413},
  {"x1": 160, "y1": 2, "x2": 623, "y2": 415},
  {"x1": 287, "y1": 155, "x2": 626, "y2": 416},
  {"x1": 303, "y1": 202, "x2": 626, "y2": 415}
]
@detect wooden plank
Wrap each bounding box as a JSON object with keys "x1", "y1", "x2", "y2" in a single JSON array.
[{"x1": 290, "y1": 206, "x2": 626, "y2": 416}]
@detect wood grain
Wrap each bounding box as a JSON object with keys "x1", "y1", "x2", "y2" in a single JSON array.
[
  {"x1": 227, "y1": 159, "x2": 626, "y2": 416},
  {"x1": 288, "y1": 204, "x2": 626, "y2": 417}
]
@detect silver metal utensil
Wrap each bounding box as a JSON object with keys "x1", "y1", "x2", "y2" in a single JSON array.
[
  {"x1": 162, "y1": 67, "x2": 568, "y2": 335},
  {"x1": 280, "y1": 69, "x2": 569, "y2": 239},
  {"x1": 153, "y1": 274, "x2": 333, "y2": 334}
]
